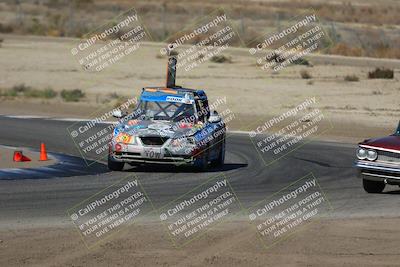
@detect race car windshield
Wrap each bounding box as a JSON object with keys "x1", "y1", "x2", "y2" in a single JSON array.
[{"x1": 139, "y1": 100, "x2": 196, "y2": 122}]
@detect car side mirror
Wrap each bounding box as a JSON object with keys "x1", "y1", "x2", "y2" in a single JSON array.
[
  {"x1": 112, "y1": 109, "x2": 124, "y2": 118},
  {"x1": 396, "y1": 120, "x2": 400, "y2": 134},
  {"x1": 208, "y1": 111, "x2": 221, "y2": 123}
]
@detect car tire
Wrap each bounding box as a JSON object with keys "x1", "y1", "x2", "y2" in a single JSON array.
[
  {"x1": 363, "y1": 178, "x2": 385, "y2": 193},
  {"x1": 210, "y1": 137, "x2": 225, "y2": 167},
  {"x1": 193, "y1": 149, "x2": 209, "y2": 171},
  {"x1": 108, "y1": 155, "x2": 125, "y2": 171}
]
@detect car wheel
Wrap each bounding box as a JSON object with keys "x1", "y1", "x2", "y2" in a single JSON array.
[
  {"x1": 108, "y1": 155, "x2": 125, "y2": 171},
  {"x1": 363, "y1": 178, "x2": 385, "y2": 193},
  {"x1": 210, "y1": 137, "x2": 225, "y2": 167},
  {"x1": 193, "y1": 149, "x2": 209, "y2": 171}
]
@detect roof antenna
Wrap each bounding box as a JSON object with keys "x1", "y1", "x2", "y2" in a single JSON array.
[{"x1": 166, "y1": 49, "x2": 177, "y2": 88}]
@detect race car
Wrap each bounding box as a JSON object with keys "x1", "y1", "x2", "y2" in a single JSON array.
[
  {"x1": 355, "y1": 121, "x2": 400, "y2": 193},
  {"x1": 107, "y1": 56, "x2": 226, "y2": 171}
]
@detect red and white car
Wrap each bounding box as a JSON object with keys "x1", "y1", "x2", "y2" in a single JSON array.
[{"x1": 355, "y1": 121, "x2": 400, "y2": 193}]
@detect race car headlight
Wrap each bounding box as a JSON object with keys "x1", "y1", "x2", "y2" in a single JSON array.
[
  {"x1": 366, "y1": 149, "x2": 378, "y2": 161},
  {"x1": 356, "y1": 148, "x2": 367, "y2": 160},
  {"x1": 170, "y1": 137, "x2": 196, "y2": 148},
  {"x1": 113, "y1": 132, "x2": 137, "y2": 145},
  {"x1": 170, "y1": 139, "x2": 181, "y2": 147},
  {"x1": 129, "y1": 136, "x2": 138, "y2": 145}
]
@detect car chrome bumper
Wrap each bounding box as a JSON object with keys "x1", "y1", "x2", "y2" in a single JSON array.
[{"x1": 355, "y1": 160, "x2": 400, "y2": 181}]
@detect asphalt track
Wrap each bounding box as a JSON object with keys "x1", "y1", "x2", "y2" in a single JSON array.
[{"x1": 1, "y1": 115, "x2": 400, "y2": 228}]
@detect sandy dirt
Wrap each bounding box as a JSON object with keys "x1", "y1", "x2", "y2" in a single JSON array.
[
  {"x1": 0, "y1": 217, "x2": 399, "y2": 267},
  {"x1": 0, "y1": 35, "x2": 399, "y2": 144}
]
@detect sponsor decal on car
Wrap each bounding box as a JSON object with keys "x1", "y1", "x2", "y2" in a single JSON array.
[
  {"x1": 127, "y1": 119, "x2": 139, "y2": 126},
  {"x1": 115, "y1": 133, "x2": 133, "y2": 144},
  {"x1": 166, "y1": 95, "x2": 194, "y2": 104}
]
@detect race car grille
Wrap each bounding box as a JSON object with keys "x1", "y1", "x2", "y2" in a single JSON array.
[
  {"x1": 140, "y1": 136, "x2": 169, "y2": 146},
  {"x1": 377, "y1": 150, "x2": 400, "y2": 164}
]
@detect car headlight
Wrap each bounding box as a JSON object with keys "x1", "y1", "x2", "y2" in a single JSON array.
[
  {"x1": 356, "y1": 148, "x2": 367, "y2": 160},
  {"x1": 114, "y1": 132, "x2": 137, "y2": 145},
  {"x1": 170, "y1": 137, "x2": 195, "y2": 148},
  {"x1": 169, "y1": 139, "x2": 181, "y2": 147},
  {"x1": 130, "y1": 136, "x2": 138, "y2": 145},
  {"x1": 357, "y1": 148, "x2": 378, "y2": 161},
  {"x1": 366, "y1": 149, "x2": 378, "y2": 161}
]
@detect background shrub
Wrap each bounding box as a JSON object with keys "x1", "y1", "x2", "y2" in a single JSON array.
[
  {"x1": 24, "y1": 88, "x2": 57, "y2": 98},
  {"x1": 61, "y1": 89, "x2": 85, "y2": 102},
  {"x1": 300, "y1": 70, "x2": 312, "y2": 79},
  {"x1": 368, "y1": 68, "x2": 394, "y2": 79},
  {"x1": 210, "y1": 55, "x2": 232, "y2": 63},
  {"x1": 344, "y1": 75, "x2": 359, "y2": 82}
]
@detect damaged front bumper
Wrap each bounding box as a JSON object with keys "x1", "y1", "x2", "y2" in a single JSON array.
[{"x1": 109, "y1": 137, "x2": 199, "y2": 165}]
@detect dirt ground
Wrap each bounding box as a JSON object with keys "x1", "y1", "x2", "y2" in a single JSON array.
[
  {"x1": 0, "y1": 35, "x2": 399, "y2": 143},
  {"x1": 1, "y1": 35, "x2": 400, "y2": 267},
  {"x1": 1, "y1": 217, "x2": 399, "y2": 267}
]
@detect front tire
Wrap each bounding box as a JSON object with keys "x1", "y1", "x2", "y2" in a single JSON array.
[
  {"x1": 193, "y1": 149, "x2": 209, "y2": 171},
  {"x1": 363, "y1": 178, "x2": 385, "y2": 193},
  {"x1": 108, "y1": 155, "x2": 125, "y2": 171},
  {"x1": 210, "y1": 137, "x2": 225, "y2": 167}
]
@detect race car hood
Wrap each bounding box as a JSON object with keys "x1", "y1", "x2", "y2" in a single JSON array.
[
  {"x1": 360, "y1": 135, "x2": 400, "y2": 151},
  {"x1": 113, "y1": 119, "x2": 204, "y2": 139}
]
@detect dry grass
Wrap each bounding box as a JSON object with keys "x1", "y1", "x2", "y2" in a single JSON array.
[
  {"x1": 329, "y1": 43, "x2": 363, "y2": 57},
  {"x1": 0, "y1": 0, "x2": 399, "y2": 60},
  {"x1": 0, "y1": 84, "x2": 57, "y2": 99}
]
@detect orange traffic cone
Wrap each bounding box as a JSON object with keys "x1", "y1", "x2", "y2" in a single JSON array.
[
  {"x1": 13, "y1": 151, "x2": 31, "y2": 162},
  {"x1": 39, "y1": 143, "x2": 48, "y2": 161},
  {"x1": 13, "y1": 151, "x2": 22, "y2": 162}
]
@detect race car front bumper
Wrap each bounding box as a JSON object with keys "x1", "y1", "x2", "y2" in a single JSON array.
[
  {"x1": 110, "y1": 151, "x2": 195, "y2": 165},
  {"x1": 109, "y1": 135, "x2": 203, "y2": 165}
]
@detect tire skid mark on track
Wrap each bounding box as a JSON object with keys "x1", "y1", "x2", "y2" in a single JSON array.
[{"x1": 292, "y1": 156, "x2": 332, "y2": 167}]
